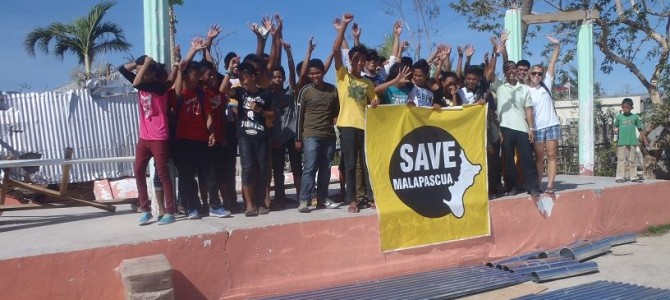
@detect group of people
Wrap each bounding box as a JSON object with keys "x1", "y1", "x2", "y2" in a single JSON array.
[{"x1": 120, "y1": 12, "x2": 587, "y2": 225}]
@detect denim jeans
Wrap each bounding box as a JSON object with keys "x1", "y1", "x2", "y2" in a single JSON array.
[{"x1": 299, "y1": 137, "x2": 336, "y2": 202}]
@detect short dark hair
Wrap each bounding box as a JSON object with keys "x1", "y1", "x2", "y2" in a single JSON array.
[
  {"x1": 307, "y1": 59, "x2": 325, "y2": 72},
  {"x1": 272, "y1": 65, "x2": 286, "y2": 77},
  {"x1": 517, "y1": 60, "x2": 531, "y2": 68},
  {"x1": 440, "y1": 71, "x2": 458, "y2": 81},
  {"x1": 622, "y1": 98, "x2": 634, "y2": 107},
  {"x1": 237, "y1": 62, "x2": 256, "y2": 76},
  {"x1": 183, "y1": 61, "x2": 202, "y2": 75},
  {"x1": 464, "y1": 66, "x2": 483, "y2": 78},
  {"x1": 199, "y1": 60, "x2": 216, "y2": 71},
  {"x1": 400, "y1": 56, "x2": 413, "y2": 67},
  {"x1": 412, "y1": 59, "x2": 430, "y2": 75},
  {"x1": 503, "y1": 60, "x2": 517, "y2": 71},
  {"x1": 349, "y1": 45, "x2": 369, "y2": 60},
  {"x1": 242, "y1": 53, "x2": 263, "y2": 65},
  {"x1": 366, "y1": 49, "x2": 379, "y2": 61},
  {"x1": 224, "y1": 52, "x2": 237, "y2": 69}
]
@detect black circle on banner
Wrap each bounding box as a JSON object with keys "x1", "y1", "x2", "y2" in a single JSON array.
[{"x1": 388, "y1": 126, "x2": 464, "y2": 218}]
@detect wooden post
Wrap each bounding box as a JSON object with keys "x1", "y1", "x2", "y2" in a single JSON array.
[{"x1": 59, "y1": 147, "x2": 74, "y2": 196}]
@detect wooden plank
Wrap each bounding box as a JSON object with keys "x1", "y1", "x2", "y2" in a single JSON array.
[
  {"x1": 59, "y1": 147, "x2": 74, "y2": 196},
  {"x1": 523, "y1": 9, "x2": 599, "y2": 24},
  {"x1": 0, "y1": 156, "x2": 135, "y2": 168},
  {"x1": 7, "y1": 180, "x2": 116, "y2": 213},
  {"x1": 0, "y1": 168, "x2": 10, "y2": 216},
  {"x1": 0, "y1": 202, "x2": 87, "y2": 212}
]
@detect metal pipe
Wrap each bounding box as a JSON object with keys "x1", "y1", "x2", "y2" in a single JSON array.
[
  {"x1": 559, "y1": 239, "x2": 611, "y2": 261},
  {"x1": 537, "y1": 249, "x2": 561, "y2": 258},
  {"x1": 486, "y1": 250, "x2": 544, "y2": 268},
  {"x1": 502, "y1": 257, "x2": 571, "y2": 271},
  {"x1": 531, "y1": 262, "x2": 599, "y2": 283},
  {"x1": 511, "y1": 260, "x2": 581, "y2": 275},
  {"x1": 603, "y1": 233, "x2": 637, "y2": 246}
]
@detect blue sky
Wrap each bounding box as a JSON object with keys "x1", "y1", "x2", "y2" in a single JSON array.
[{"x1": 0, "y1": 0, "x2": 652, "y2": 95}]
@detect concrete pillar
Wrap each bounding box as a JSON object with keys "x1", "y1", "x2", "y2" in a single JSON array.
[
  {"x1": 577, "y1": 21, "x2": 595, "y2": 176},
  {"x1": 504, "y1": 9, "x2": 523, "y2": 62},
  {"x1": 143, "y1": 0, "x2": 170, "y2": 213}
]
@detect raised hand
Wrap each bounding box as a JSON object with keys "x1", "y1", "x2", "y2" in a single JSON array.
[
  {"x1": 308, "y1": 35, "x2": 317, "y2": 52},
  {"x1": 227, "y1": 56, "x2": 240, "y2": 72},
  {"x1": 332, "y1": 17, "x2": 342, "y2": 30},
  {"x1": 248, "y1": 23, "x2": 261, "y2": 37},
  {"x1": 206, "y1": 24, "x2": 221, "y2": 41},
  {"x1": 191, "y1": 36, "x2": 207, "y2": 51},
  {"x1": 342, "y1": 13, "x2": 354, "y2": 24},
  {"x1": 282, "y1": 40, "x2": 292, "y2": 53},
  {"x1": 464, "y1": 44, "x2": 475, "y2": 57},
  {"x1": 262, "y1": 15, "x2": 273, "y2": 31},
  {"x1": 352, "y1": 23, "x2": 361, "y2": 38},
  {"x1": 396, "y1": 66, "x2": 412, "y2": 85},
  {"x1": 401, "y1": 41, "x2": 410, "y2": 51},
  {"x1": 489, "y1": 36, "x2": 498, "y2": 47},
  {"x1": 273, "y1": 13, "x2": 283, "y2": 34},
  {"x1": 484, "y1": 52, "x2": 490, "y2": 65},
  {"x1": 172, "y1": 45, "x2": 181, "y2": 61},
  {"x1": 546, "y1": 35, "x2": 560, "y2": 45},
  {"x1": 457, "y1": 45, "x2": 464, "y2": 56},
  {"x1": 393, "y1": 20, "x2": 403, "y2": 35},
  {"x1": 500, "y1": 31, "x2": 509, "y2": 43}
]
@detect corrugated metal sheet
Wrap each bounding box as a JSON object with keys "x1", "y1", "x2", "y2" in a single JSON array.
[
  {"x1": 514, "y1": 280, "x2": 670, "y2": 299},
  {"x1": 260, "y1": 266, "x2": 528, "y2": 300},
  {"x1": 0, "y1": 89, "x2": 139, "y2": 184}
]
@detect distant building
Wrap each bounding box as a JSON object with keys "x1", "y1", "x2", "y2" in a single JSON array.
[{"x1": 554, "y1": 94, "x2": 650, "y2": 126}]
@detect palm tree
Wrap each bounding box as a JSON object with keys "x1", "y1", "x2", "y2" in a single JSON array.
[
  {"x1": 168, "y1": 0, "x2": 184, "y2": 65},
  {"x1": 24, "y1": 1, "x2": 130, "y2": 78}
]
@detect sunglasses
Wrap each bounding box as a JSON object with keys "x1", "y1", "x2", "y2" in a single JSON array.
[{"x1": 530, "y1": 72, "x2": 543, "y2": 76}]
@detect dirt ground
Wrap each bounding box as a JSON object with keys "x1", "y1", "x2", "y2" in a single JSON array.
[{"x1": 539, "y1": 233, "x2": 670, "y2": 291}]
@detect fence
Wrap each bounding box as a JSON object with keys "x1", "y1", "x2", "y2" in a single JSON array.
[{"x1": 0, "y1": 88, "x2": 139, "y2": 184}]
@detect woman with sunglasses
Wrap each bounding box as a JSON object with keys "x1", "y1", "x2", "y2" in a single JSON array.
[{"x1": 528, "y1": 35, "x2": 561, "y2": 194}]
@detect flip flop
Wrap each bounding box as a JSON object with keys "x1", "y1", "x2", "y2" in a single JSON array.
[
  {"x1": 244, "y1": 209, "x2": 258, "y2": 217},
  {"x1": 546, "y1": 187, "x2": 555, "y2": 194},
  {"x1": 348, "y1": 202, "x2": 360, "y2": 213}
]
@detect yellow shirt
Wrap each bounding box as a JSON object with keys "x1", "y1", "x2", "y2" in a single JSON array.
[{"x1": 335, "y1": 66, "x2": 378, "y2": 129}]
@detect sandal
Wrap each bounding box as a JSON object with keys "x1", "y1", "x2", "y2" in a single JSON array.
[
  {"x1": 545, "y1": 187, "x2": 555, "y2": 194},
  {"x1": 244, "y1": 209, "x2": 258, "y2": 217},
  {"x1": 348, "y1": 202, "x2": 360, "y2": 213}
]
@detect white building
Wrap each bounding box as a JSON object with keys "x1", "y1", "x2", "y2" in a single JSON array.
[{"x1": 554, "y1": 94, "x2": 650, "y2": 125}]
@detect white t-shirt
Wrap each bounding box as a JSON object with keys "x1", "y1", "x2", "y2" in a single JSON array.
[
  {"x1": 458, "y1": 87, "x2": 476, "y2": 105},
  {"x1": 408, "y1": 85, "x2": 434, "y2": 107},
  {"x1": 528, "y1": 74, "x2": 560, "y2": 130},
  {"x1": 496, "y1": 81, "x2": 532, "y2": 133}
]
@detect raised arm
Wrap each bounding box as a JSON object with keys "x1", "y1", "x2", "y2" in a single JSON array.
[
  {"x1": 545, "y1": 35, "x2": 561, "y2": 77},
  {"x1": 375, "y1": 65, "x2": 411, "y2": 95},
  {"x1": 204, "y1": 24, "x2": 221, "y2": 66},
  {"x1": 440, "y1": 44, "x2": 452, "y2": 71},
  {"x1": 133, "y1": 56, "x2": 155, "y2": 87},
  {"x1": 333, "y1": 13, "x2": 353, "y2": 71},
  {"x1": 298, "y1": 36, "x2": 317, "y2": 89},
  {"x1": 485, "y1": 36, "x2": 504, "y2": 83},
  {"x1": 219, "y1": 56, "x2": 240, "y2": 96},
  {"x1": 464, "y1": 44, "x2": 475, "y2": 70},
  {"x1": 283, "y1": 40, "x2": 296, "y2": 92},
  {"x1": 352, "y1": 22, "x2": 361, "y2": 47},
  {"x1": 392, "y1": 21, "x2": 402, "y2": 58},
  {"x1": 266, "y1": 14, "x2": 282, "y2": 71},
  {"x1": 456, "y1": 45, "x2": 464, "y2": 78}
]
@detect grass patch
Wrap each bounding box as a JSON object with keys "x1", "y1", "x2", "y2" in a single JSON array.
[{"x1": 642, "y1": 224, "x2": 670, "y2": 236}]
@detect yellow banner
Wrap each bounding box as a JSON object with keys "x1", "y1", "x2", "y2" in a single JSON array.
[{"x1": 366, "y1": 105, "x2": 490, "y2": 252}]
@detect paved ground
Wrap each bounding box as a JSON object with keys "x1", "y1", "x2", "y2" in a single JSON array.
[{"x1": 1, "y1": 174, "x2": 669, "y2": 295}]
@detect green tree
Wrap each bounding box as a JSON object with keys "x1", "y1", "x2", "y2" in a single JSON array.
[
  {"x1": 450, "y1": 0, "x2": 669, "y2": 105},
  {"x1": 24, "y1": 1, "x2": 130, "y2": 78}
]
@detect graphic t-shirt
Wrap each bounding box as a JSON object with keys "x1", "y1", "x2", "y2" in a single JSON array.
[
  {"x1": 171, "y1": 88, "x2": 212, "y2": 142},
  {"x1": 615, "y1": 113, "x2": 643, "y2": 146},
  {"x1": 408, "y1": 85, "x2": 434, "y2": 107},
  {"x1": 204, "y1": 88, "x2": 227, "y2": 145},
  {"x1": 384, "y1": 85, "x2": 412, "y2": 105},
  {"x1": 233, "y1": 87, "x2": 273, "y2": 138},
  {"x1": 137, "y1": 90, "x2": 172, "y2": 141},
  {"x1": 336, "y1": 66, "x2": 378, "y2": 130}
]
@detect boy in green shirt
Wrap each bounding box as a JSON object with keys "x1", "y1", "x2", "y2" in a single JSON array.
[{"x1": 614, "y1": 98, "x2": 648, "y2": 183}]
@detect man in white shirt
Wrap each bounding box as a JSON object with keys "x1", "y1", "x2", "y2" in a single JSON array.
[{"x1": 496, "y1": 61, "x2": 541, "y2": 197}]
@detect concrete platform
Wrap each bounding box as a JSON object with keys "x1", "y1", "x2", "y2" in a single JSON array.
[{"x1": 0, "y1": 175, "x2": 669, "y2": 299}]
